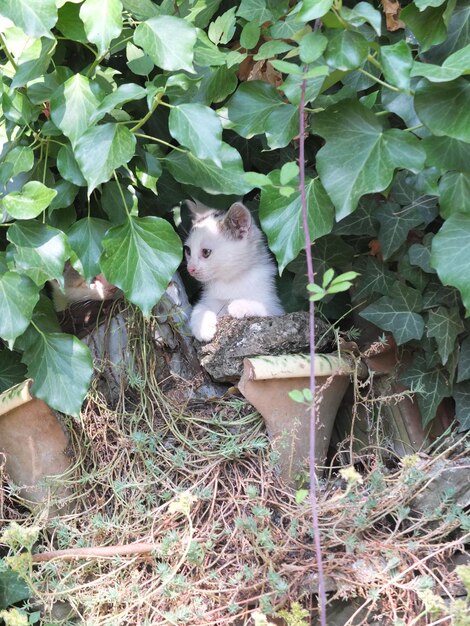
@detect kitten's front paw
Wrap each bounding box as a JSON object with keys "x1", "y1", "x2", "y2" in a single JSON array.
[
  {"x1": 190, "y1": 309, "x2": 217, "y2": 342},
  {"x1": 227, "y1": 299, "x2": 266, "y2": 319}
]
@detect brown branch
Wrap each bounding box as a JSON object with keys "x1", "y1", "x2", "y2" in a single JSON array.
[{"x1": 32, "y1": 542, "x2": 155, "y2": 562}]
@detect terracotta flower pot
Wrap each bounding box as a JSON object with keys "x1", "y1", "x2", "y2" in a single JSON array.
[
  {"x1": 0, "y1": 379, "x2": 72, "y2": 515},
  {"x1": 238, "y1": 353, "x2": 365, "y2": 484}
]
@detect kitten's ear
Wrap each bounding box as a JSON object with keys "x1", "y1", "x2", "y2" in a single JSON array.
[
  {"x1": 186, "y1": 198, "x2": 213, "y2": 220},
  {"x1": 224, "y1": 203, "x2": 251, "y2": 239},
  {"x1": 186, "y1": 199, "x2": 198, "y2": 215}
]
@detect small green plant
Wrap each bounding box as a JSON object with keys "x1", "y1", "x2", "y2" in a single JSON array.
[
  {"x1": 0, "y1": 524, "x2": 40, "y2": 625},
  {"x1": 307, "y1": 269, "x2": 360, "y2": 302},
  {"x1": 276, "y1": 601, "x2": 310, "y2": 626}
]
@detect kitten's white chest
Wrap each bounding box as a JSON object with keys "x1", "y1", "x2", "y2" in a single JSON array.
[{"x1": 207, "y1": 267, "x2": 270, "y2": 301}]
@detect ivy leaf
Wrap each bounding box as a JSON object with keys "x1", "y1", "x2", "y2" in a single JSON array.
[
  {"x1": 334, "y1": 200, "x2": 379, "y2": 236},
  {"x1": 226, "y1": 81, "x2": 299, "y2": 149},
  {"x1": 398, "y1": 254, "x2": 429, "y2": 293},
  {"x1": 49, "y1": 179, "x2": 78, "y2": 212},
  {"x1": 325, "y1": 30, "x2": 369, "y2": 71},
  {"x1": 126, "y1": 41, "x2": 154, "y2": 76},
  {"x1": 310, "y1": 235, "x2": 354, "y2": 275},
  {"x1": 121, "y1": 0, "x2": 159, "y2": 20},
  {"x1": 134, "y1": 16, "x2": 197, "y2": 73},
  {"x1": 381, "y1": 90, "x2": 423, "y2": 133},
  {"x1": 380, "y1": 41, "x2": 413, "y2": 90},
  {"x1": 80, "y1": 0, "x2": 123, "y2": 56},
  {"x1": 297, "y1": 0, "x2": 334, "y2": 21},
  {"x1": 100, "y1": 216, "x2": 182, "y2": 317},
  {"x1": 11, "y1": 37, "x2": 56, "y2": 89},
  {"x1": 0, "y1": 349, "x2": 27, "y2": 394},
  {"x1": 401, "y1": 3, "x2": 447, "y2": 52},
  {"x1": 360, "y1": 283, "x2": 425, "y2": 345},
  {"x1": 411, "y1": 42, "x2": 470, "y2": 82},
  {"x1": 427, "y1": 307, "x2": 464, "y2": 365},
  {"x1": 7, "y1": 221, "x2": 71, "y2": 286},
  {"x1": 67, "y1": 218, "x2": 110, "y2": 281},
  {"x1": 135, "y1": 147, "x2": 162, "y2": 194},
  {"x1": 389, "y1": 170, "x2": 438, "y2": 213},
  {"x1": 415, "y1": 78, "x2": 470, "y2": 143},
  {"x1": 299, "y1": 31, "x2": 328, "y2": 64},
  {"x1": 313, "y1": 100, "x2": 426, "y2": 220},
  {"x1": 0, "y1": 566, "x2": 31, "y2": 607},
  {"x1": 457, "y1": 336, "x2": 470, "y2": 383},
  {"x1": 454, "y1": 381, "x2": 470, "y2": 432},
  {"x1": 423, "y1": 136, "x2": 470, "y2": 172},
  {"x1": 264, "y1": 105, "x2": 300, "y2": 150},
  {"x1": 2, "y1": 90, "x2": 35, "y2": 126},
  {"x1": 165, "y1": 143, "x2": 253, "y2": 195},
  {"x1": 21, "y1": 331, "x2": 93, "y2": 416},
  {"x1": 409, "y1": 242, "x2": 436, "y2": 275},
  {"x1": 352, "y1": 257, "x2": 396, "y2": 302},
  {"x1": 415, "y1": 0, "x2": 447, "y2": 7},
  {"x1": 208, "y1": 7, "x2": 236, "y2": 45},
  {"x1": 240, "y1": 21, "x2": 261, "y2": 50},
  {"x1": 90, "y1": 83, "x2": 147, "y2": 124},
  {"x1": 376, "y1": 201, "x2": 425, "y2": 260},
  {"x1": 259, "y1": 176, "x2": 335, "y2": 273},
  {"x1": 0, "y1": 272, "x2": 40, "y2": 345},
  {"x1": 0, "y1": 146, "x2": 34, "y2": 185},
  {"x1": 0, "y1": 0, "x2": 58, "y2": 38},
  {"x1": 253, "y1": 40, "x2": 294, "y2": 61},
  {"x1": 438, "y1": 172, "x2": 470, "y2": 218},
  {"x1": 431, "y1": 214, "x2": 470, "y2": 315},
  {"x1": 56, "y1": 1, "x2": 87, "y2": 42},
  {"x1": 57, "y1": 144, "x2": 87, "y2": 186},
  {"x1": 194, "y1": 30, "x2": 228, "y2": 67},
  {"x1": 422, "y1": 279, "x2": 459, "y2": 310},
  {"x1": 50, "y1": 74, "x2": 101, "y2": 147},
  {"x1": 399, "y1": 355, "x2": 450, "y2": 426},
  {"x1": 340, "y1": 2, "x2": 382, "y2": 36},
  {"x1": 1, "y1": 182, "x2": 57, "y2": 220},
  {"x1": 74, "y1": 123, "x2": 136, "y2": 193},
  {"x1": 169, "y1": 103, "x2": 223, "y2": 164},
  {"x1": 236, "y1": 0, "x2": 274, "y2": 24},
  {"x1": 423, "y1": 3, "x2": 470, "y2": 64}
]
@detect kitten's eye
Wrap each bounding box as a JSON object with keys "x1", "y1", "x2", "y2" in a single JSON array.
[
  {"x1": 183, "y1": 245, "x2": 191, "y2": 257},
  {"x1": 202, "y1": 248, "x2": 212, "y2": 258}
]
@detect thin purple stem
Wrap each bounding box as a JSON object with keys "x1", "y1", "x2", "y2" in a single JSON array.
[{"x1": 299, "y1": 73, "x2": 327, "y2": 625}]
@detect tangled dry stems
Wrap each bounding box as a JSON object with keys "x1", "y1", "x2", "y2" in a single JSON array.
[{"x1": 1, "y1": 312, "x2": 469, "y2": 625}]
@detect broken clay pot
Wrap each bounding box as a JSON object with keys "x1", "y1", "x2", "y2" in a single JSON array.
[
  {"x1": 238, "y1": 353, "x2": 365, "y2": 484},
  {"x1": 0, "y1": 379, "x2": 72, "y2": 515}
]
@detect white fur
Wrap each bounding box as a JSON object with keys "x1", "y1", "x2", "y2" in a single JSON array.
[{"x1": 185, "y1": 203, "x2": 284, "y2": 342}]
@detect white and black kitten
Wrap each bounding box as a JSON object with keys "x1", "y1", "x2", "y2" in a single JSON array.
[{"x1": 184, "y1": 201, "x2": 284, "y2": 342}]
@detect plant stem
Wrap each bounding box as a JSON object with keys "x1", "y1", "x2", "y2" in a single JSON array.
[
  {"x1": 358, "y1": 68, "x2": 401, "y2": 92},
  {"x1": 86, "y1": 51, "x2": 109, "y2": 78},
  {"x1": 299, "y1": 71, "x2": 327, "y2": 626},
  {"x1": 0, "y1": 33, "x2": 17, "y2": 71},
  {"x1": 404, "y1": 123, "x2": 424, "y2": 132},
  {"x1": 134, "y1": 133, "x2": 187, "y2": 153},
  {"x1": 131, "y1": 92, "x2": 164, "y2": 133},
  {"x1": 113, "y1": 171, "x2": 131, "y2": 217}
]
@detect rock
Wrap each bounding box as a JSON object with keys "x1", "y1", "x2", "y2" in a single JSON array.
[
  {"x1": 411, "y1": 457, "x2": 470, "y2": 517},
  {"x1": 196, "y1": 312, "x2": 331, "y2": 382}
]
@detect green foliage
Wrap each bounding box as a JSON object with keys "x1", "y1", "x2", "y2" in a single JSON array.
[{"x1": 0, "y1": 0, "x2": 468, "y2": 428}]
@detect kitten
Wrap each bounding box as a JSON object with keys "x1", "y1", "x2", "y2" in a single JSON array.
[
  {"x1": 184, "y1": 201, "x2": 284, "y2": 342},
  {"x1": 50, "y1": 263, "x2": 119, "y2": 312}
]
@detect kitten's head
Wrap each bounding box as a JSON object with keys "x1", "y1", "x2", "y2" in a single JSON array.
[
  {"x1": 184, "y1": 202, "x2": 258, "y2": 283},
  {"x1": 51, "y1": 264, "x2": 119, "y2": 311}
]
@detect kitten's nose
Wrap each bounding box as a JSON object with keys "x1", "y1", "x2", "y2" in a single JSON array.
[{"x1": 187, "y1": 265, "x2": 196, "y2": 275}]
